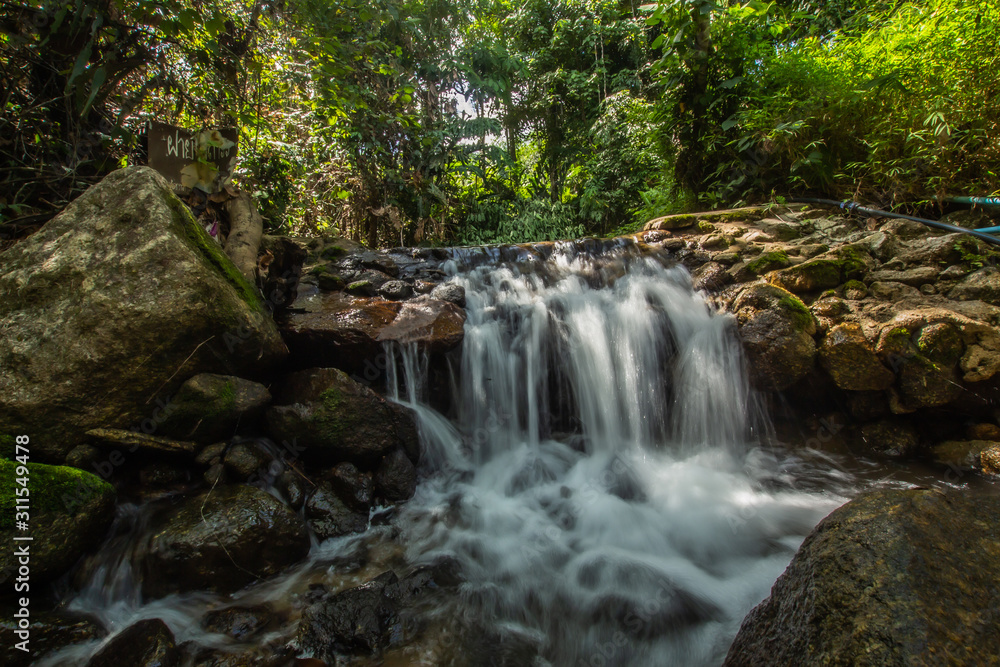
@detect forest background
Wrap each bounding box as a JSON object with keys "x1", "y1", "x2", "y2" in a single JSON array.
[{"x1": 1, "y1": 0, "x2": 998, "y2": 247}]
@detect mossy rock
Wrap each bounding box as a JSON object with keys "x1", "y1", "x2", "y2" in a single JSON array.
[
  {"x1": 767, "y1": 258, "x2": 844, "y2": 294},
  {"x1": 732, "y1": 284, "x2": 817, "y2": 391},
  {"x1": 0, "y1": 167, "x2": 287, "y2": 461},
  {"x1": 158, "y1": 374, "x2": 271, "y2": 443},
  {"x1": 744, "y1": 250, "x2": 790, "y2": 276},
  {"x1": 0, "y1": 459, "x2": 115, "y2": 592},
  {"x1": 266, "y1": 368, "x2": 420, "y2": 465}
]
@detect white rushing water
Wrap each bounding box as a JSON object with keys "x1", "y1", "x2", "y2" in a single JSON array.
[{"x1": 388, "y1": 244, "x2": 851, "y2": 666}]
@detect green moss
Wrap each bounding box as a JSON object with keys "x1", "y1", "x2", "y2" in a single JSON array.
[
  {"x1": 309, "y1": 265, "x2": 329, "y2": 275},
  {"x1": 778, "y1": 294, "x2": 814, "y2": 331},
  {"x1": 835, "y1": 246, "x2": 869, "y2": 279},
  {"x1": 0, "y1": 459, "x2": 114, "y2": 529},
  {"x1": 701, "y1": 209, "x2": 767, "y2": 224},
  {"x1": 820, "y1": 289, "x2": 837, "y2": 298},
  {"x1": 0, "y1": 434, "x2": 13, "y2": 459},
  {"x1": 321, "y1": 244, "x2": 348, "y2": 259},
  {"x1": 217, "y1": 381, "x2": 237, "y2": 414},
  {"x1": 746, "y1": 250, "x2": 790, "y2": 275},
  {"x1": 173, "y1": 205, "x2": 264, "y2": 313},
  {"x1": 317, "y1": 387, "x2": 347, "y2": 440},
  {"x1": 843, "y1": 279, "x2": 866, "y2": 292},
  {"x1": 697, "y1": 221, "x2": 717, "y2": 233}
]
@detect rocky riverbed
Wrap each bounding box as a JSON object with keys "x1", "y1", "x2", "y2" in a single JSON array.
[{"x1": 1, "y1": 167, "x2": 999, "y2": 665}]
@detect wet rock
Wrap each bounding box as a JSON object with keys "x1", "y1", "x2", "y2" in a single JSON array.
[
  {"x1": 982, "y1": 445, "x2": 1000, "y2": 474},
  {"x1": 296, "y1": 571, "x2": 402, "y2": 661},
  {"x1": 877, "y1": 322, "x2": 964, "y2": 410},
  {"x1": 374, "y1": 448, "x2": 417, "y2": 502},
  {"x1": 158, "y1": 374, "x2": 271, "y2": 443},
  {"x1": 194, "y1": 441, "x2": 227, "y2": 466},
  {"x1": 346, "y1": 278, "x2": 379, "y2": 297},
  {"x1": 967, "y1": 423, "x2": 1000, "y2": 441},
  {"x1": 430, "y1": 282, "x2": 467, "y2": 307},
  {"x1": 201, "y1": 604, "x2": 274, "y2": 641},
  {"x1": 732, "y1": 284, "x2": 817, "y2": 391},
  {"x1": 375, "y1": 298, "x2": 466, "y2": 353},
  {"x1": 947, "y1": 266, "x2": 1000, "y2": 306},
  {"x1": 266, "y1": 367, "x2": 419, "y2": 465},
  {"x1": 723, "y1": 488, "x2": 1000, "y2": 667},
  {"x1": 316, "y1": 271, "x2": 346, "y2": 292},
  {"x1": 692, "y1": 262, "x2": 731, "y2": 292},
  {"x1": 844, "y1": 391, "x2": 889, "y2": 421},
  {"x1": 305, "y1": 482, "x2": 369, "y2": 539},
  {"x1": 0, "y1": 167, "x2": 287, "y2": 461},
  {"x1": 282, "y1": 293, "x2": 402, "y2": 373},
  {"x1": 143, "y1": 484, "x2": 310, "y2": 597},
  {"x1": 203, "y1": 462, "x2": 227, "y2": 486},
  {"x1": 379, "y1": 280, "x2": 413, "y2": 300},
  {"x1": 0, "y1": 611, "x2": 105, "y2": 667},
  {"x1": 856, "y1": 419, "x2": 919, "y2": 457},
  {"x1": 325, "y1": 462, "x2": 374, "y2": 511},
  {"x1": 87, "y1": 618, "x2": 178, "y2": 667},
  {"x1": 65, "y1": 444, "x2": 103, "y2": 470},
  {"x1": 932, "y1": 440, "x2": 999, "y2": 470},
  {"x1": 277, "y1": 470, "x2": 307, "y2": 510},
  {"x1": 224, "y1": 440, "x2": 275, "y2": 481},
  {"x1": 818, "y1": 323, "x2": 895, "y2": 391},
  {"x1": 85, "y1": 428, "x2": 199, "y2": 456},
  {"x1": 0, "y1": 460, "x2": 115, "y2": 592}
]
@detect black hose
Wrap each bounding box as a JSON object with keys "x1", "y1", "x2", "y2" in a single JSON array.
[{"x1": 788, "y1": 197, "x2": 1000, "y2": 247}]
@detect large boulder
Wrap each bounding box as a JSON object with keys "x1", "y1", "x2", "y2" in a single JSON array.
[
  {"x1": 731, "y1": 284, "x2": 817, "y2": 391},
  {"x1": 0, "y1": 460, "x2": 115, "y2": 593},
  {"x1": 266, "y1": 368, "x2": 419, "y2": 465},
  {"x1": 0, "y1": 611, "x2": 105, "y2": 666},
  {"x1": 724, "y1": 488, "x2": 1000, "y2": 666},
  {"x1": 0, "y1": 167, "x2": 287, "y2": 461},
  {"x1": 141, "y1": 484, "x2": 309, "y2": 597}
]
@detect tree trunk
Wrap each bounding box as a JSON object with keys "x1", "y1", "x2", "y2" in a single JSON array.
[{"x1": 224, "y1": 190, "x2": 264, "y2": 282}]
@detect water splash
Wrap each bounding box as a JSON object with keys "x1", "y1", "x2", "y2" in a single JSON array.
[{"x1": 388, "y1": 243, "x2": 849, "y2": 665}]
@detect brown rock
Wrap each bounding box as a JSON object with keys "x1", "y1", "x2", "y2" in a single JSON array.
[
  {"x1": 376, "y1": 298, "x2": 466, "y2": 353},
  {"x1": 732, "y1": 284, "x2": 817, "y2": 391},
  {"x1": 819, "y1": 323, "x2": 895, "y2": 391}
]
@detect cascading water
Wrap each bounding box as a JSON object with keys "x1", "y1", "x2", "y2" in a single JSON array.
[
  {"x1": 44, "y1": 240, "x2": 868, "y2": 666},
  {"x1": 387, "y1": 244, "x2": 850, "y2": 665}
]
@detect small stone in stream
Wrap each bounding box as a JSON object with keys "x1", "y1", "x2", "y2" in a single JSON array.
[
  {"x1": 693, "y1": 262, "x2": 731, "y2": 292},
  {"x1": 374, "y1": 447, "x2": 417, "y2": 502},
  {"x1": 201, "y1": 604, "x2": 274, "y2": 641},
  {"x1": 379, "y1": 280, "x2": 413, "y2": 300},
  {"x1": 195, "y1": 442, "x2": 228, "y2": 466},
  {"x1": 346, "y1": 279, "x2": 377, "y2": 296},
  {"x1": 203, "y1": 462, "x2": 227, "y2": 486},
  {"x1": 296, "y1": 571, "x2": 401, "y2": 661},
  {"x1": 277, "y1": 470, "x2": 308, "y2": 510},
  {"x1": 86, "y1": 618, "x2": 178, "y2": 667},
  {"x1": 64, "y1": 444, "x2": 102, "y2": 470},
  {"x1": 326, "y1": 462, "x2": 374, "y2": 511},
  {"x1": 305, "y1": 482, "x2": 369, "y2": 539},
  {"x1": 224, "y1": 440, "x2": 274, "y2": 481},
  {"x1": 414, "y1": 280, "x2": 436, "y2": 294},
  {"x1": 932, "y1": 440, "x2": 999, "y2": 470},
  {"x1": 857, "y1": 419, "x2": 919, "y2": 457},
  {"x1": 430, "y1": 282, "x2": 466, "y2": 307},
  {"x1": 967, "y1": 423, "x2": 1000, "y2": 441},
  {"x1": 317, "y1": 273, "x2": 346, "y2": 291},
  {"x1": 0, "y1": 612, "x2": 105, "y2": 667}
]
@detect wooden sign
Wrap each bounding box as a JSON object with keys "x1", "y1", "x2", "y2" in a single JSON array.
[{"x1": 147, "y1": 122, "x2": 239, "y2": 193}]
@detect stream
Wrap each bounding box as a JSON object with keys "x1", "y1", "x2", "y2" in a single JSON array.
[{"x1": 44, "y1": 241, "x2": 932, "y2": 666}]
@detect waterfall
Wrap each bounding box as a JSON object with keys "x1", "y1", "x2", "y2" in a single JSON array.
[{"x1": 388, "y1": 243, "x2": 847, "y2": 665}]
